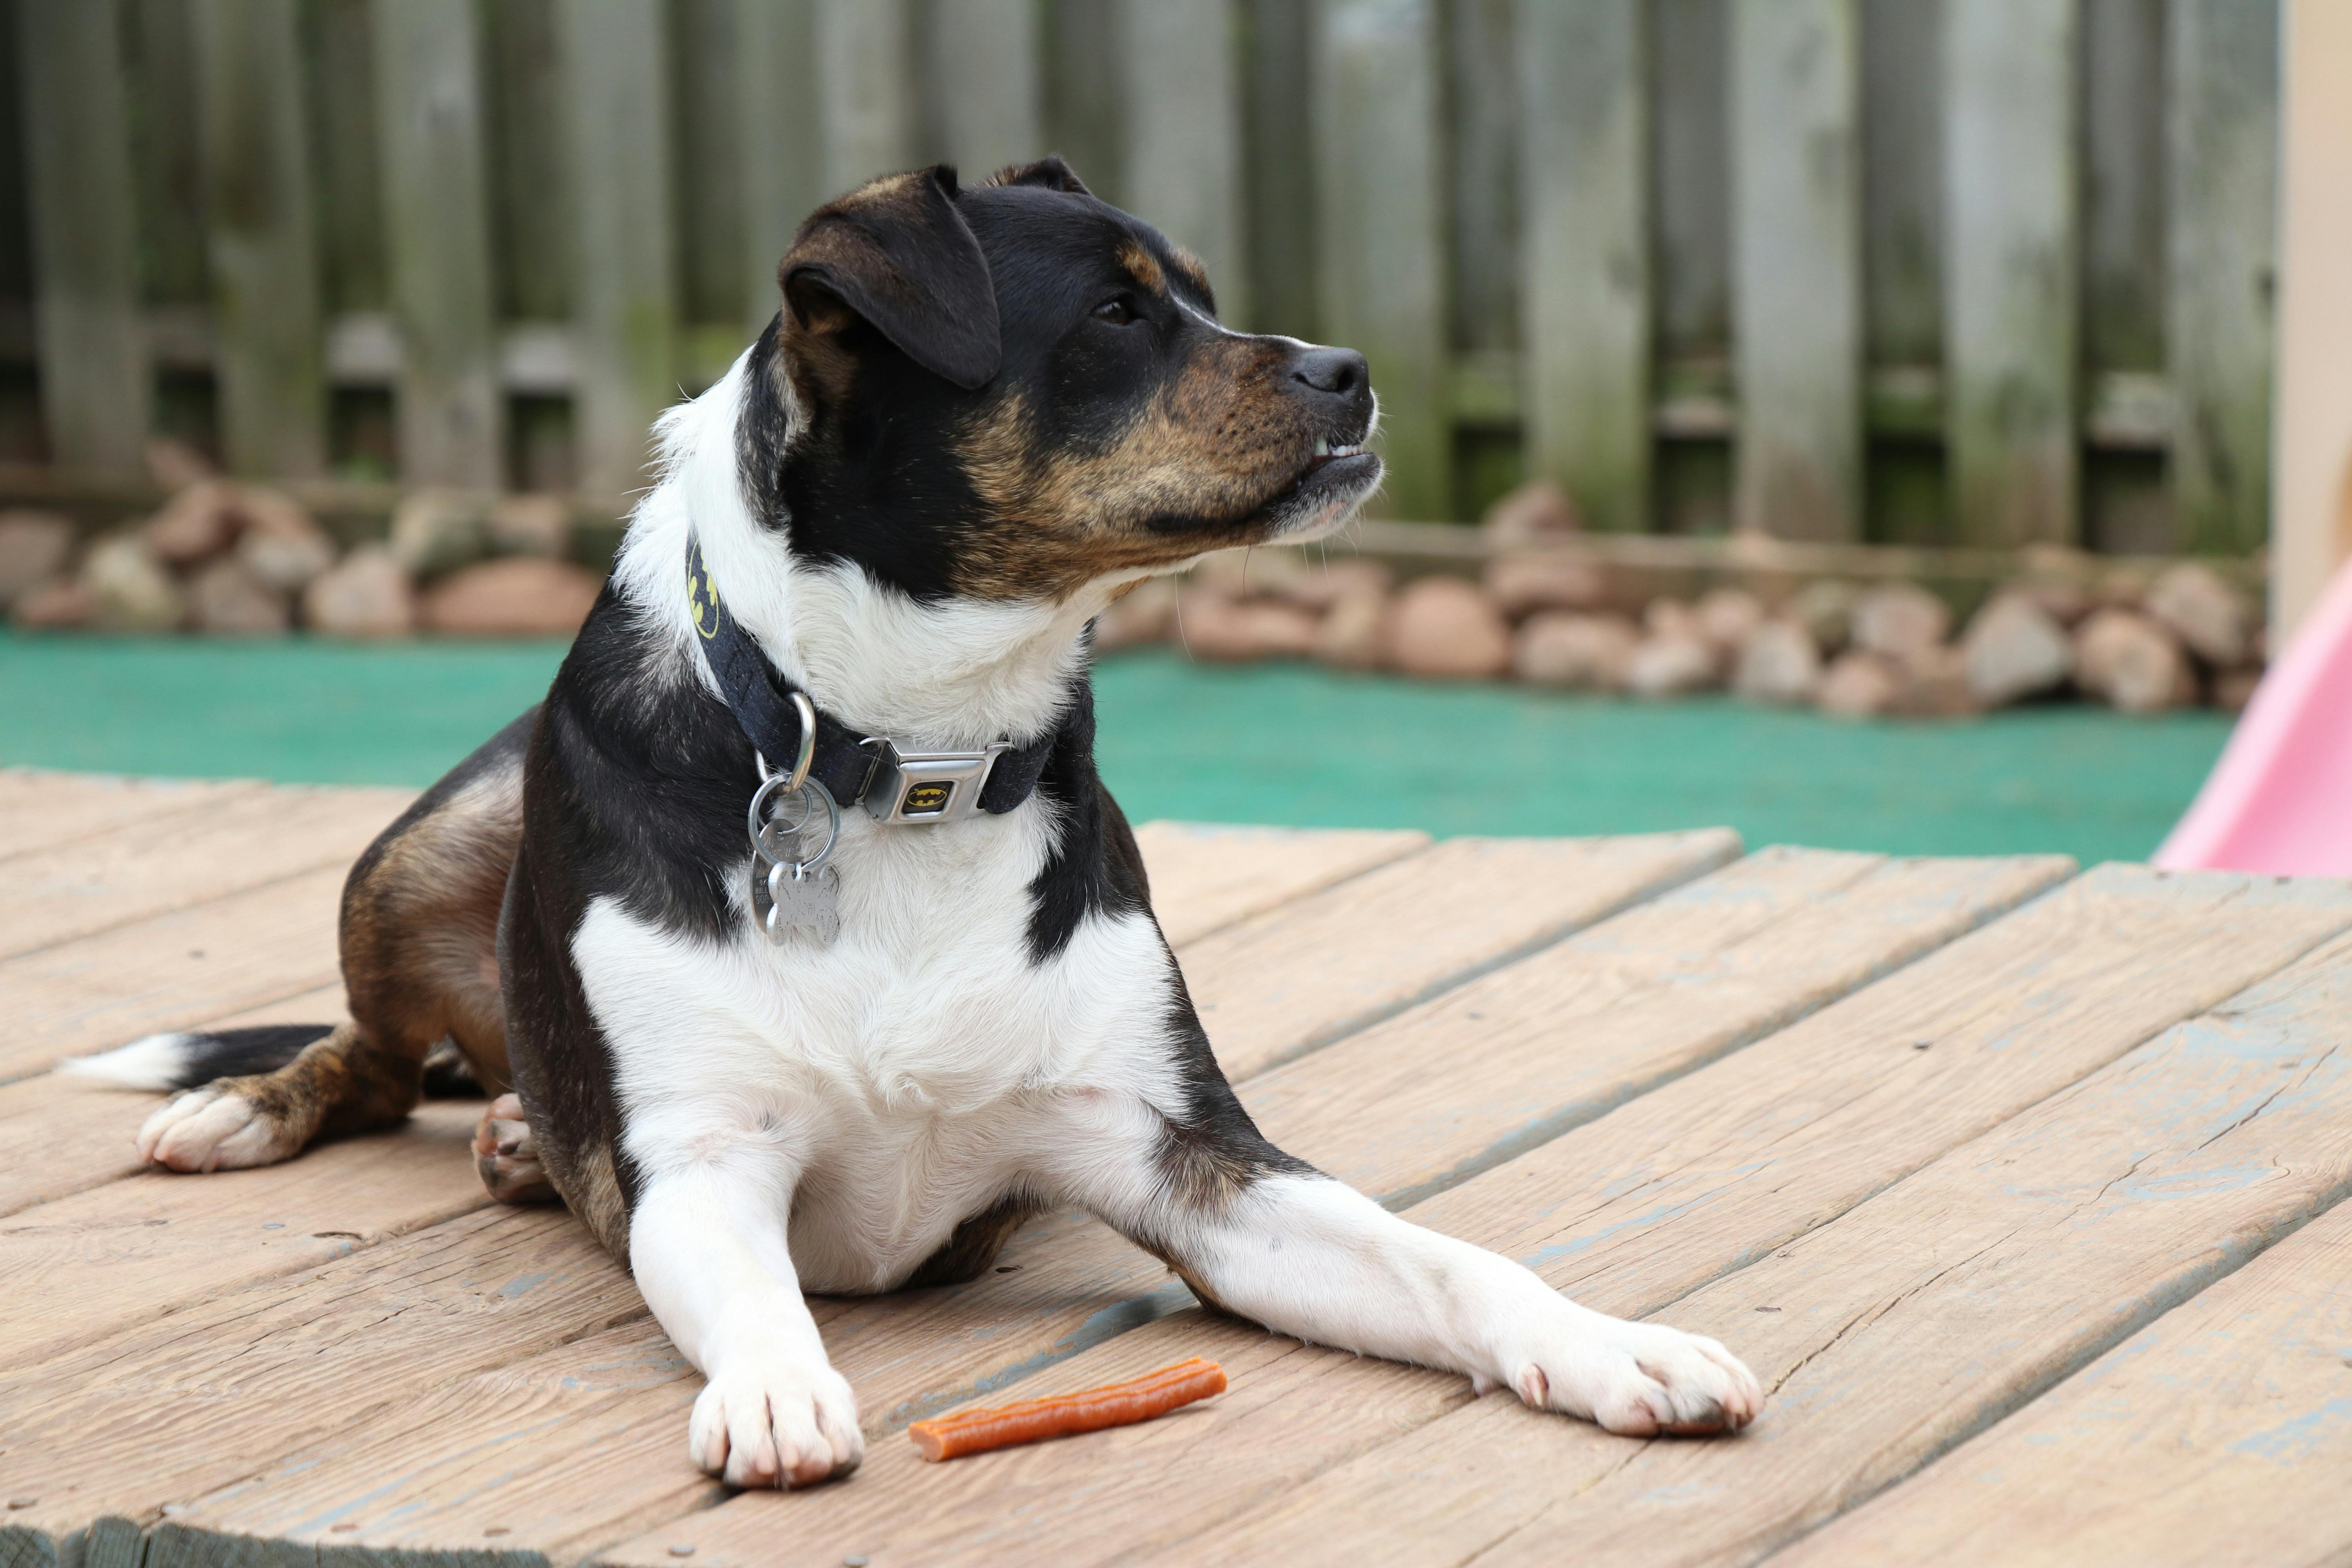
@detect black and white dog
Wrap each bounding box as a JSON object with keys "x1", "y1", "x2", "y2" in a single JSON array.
[{"x1": 73, "y1": 162, "x2": 1759, "y2": 1486}]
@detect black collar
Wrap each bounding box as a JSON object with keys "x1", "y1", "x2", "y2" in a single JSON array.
[{"x1": 685, "y1": 534, "x2": 1057, "y2": 816}]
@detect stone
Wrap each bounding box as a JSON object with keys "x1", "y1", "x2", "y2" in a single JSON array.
[
  {"x1": 1174, "y1": 588, "x2": 1319, "y2": 661},
  {"x1": 489, "y1": 493, "x2": 575, "y2": 559},
  {"x1": 2094, "y1": 568, "x2": 2151, "y2": 611},
  {"x1": 1311, "y1": 583, "x2": 1388, "y2": 670},
  {"x1": 420, "y1": 557, "x2": 604, "y2": 637},
  {"x1": 187, "y1": 557, "x2": 291, "y2": 635},
  {"x1": 1480, "y1": 479, "x2": 1582, "y2": 548},
  {"x1": 1816, "y1": 650, "x2": 1901, "y2": 719},
  {"x1": 145, "y1": 480, "x2": 241, "y2": 566},
  {"x1": 2011, "y1": 576, "x2": 2093, "y2": 627},
  {"x1": 2145, "y1": 562, "x2": 2256, "y2": 667},
  {"x1": 1191, "y1": 546, "x2": 1308, "y2": 602},
  {"x1": 1272, "y1": 557, "x2": 1390, "y2": 613},
  {"x1": 1485, "y1": 551, "x2": 1607, "y2": 617},
  {"x1": 1961, "y1": 591, "x2": 2073, "y2": 707},
  {"x1": 1849, "y1": 583, "x2": 1951, "y2": 664},
  {"x1": 1514, "y1": 611, "x2": 1637, "y2": 691},
  {"x1": 1093, "y1": 577, "x2": 1178, "y2": 652},
  {"x1": 0, "y1": 510, "x2": 74, "y2": 607},
  {"x1": 389, "y1": 489, "x2": 497, "y2": 579},
  {"x1": 1624, "y1": 631, "x2": 1720, "y2": 699},
  {"x1": 2212, "y1": 664, "x2": 2263, "y2": 714},
  {"x1": 1789, "y1": 579, "x2": 1861, "y2": 653},
  {"x1": 13, "y1": 578, "x2": 94, "y2": 631},
  {"x1": 233, "y1": 487, "x2": 336, "y2": 592},
  {"x1": 303, "y1": 544, "x2": 416, "y2": 638},
  {"x1": 1887, "y1": 644, "x2": 1982, "y2": 719},
  {"x1": 1731, "y1": 619, "x2": 1821, "y2": 705},
  {"x1": 144, "y1": 436, "x2": 217, "y2": 491},
  {"x1": 80, "y1": 533, "x2": 185, "y2": 632},
  {"x1": 1382, "y1": 576, "x2": 1511, "y2": 679},
  {"x1": 2073, "y1": 608, "x2": 2192, "y2": 714},
  {"x1": 1695, "y1": 587, "x2": 1766, "y2": 654}
]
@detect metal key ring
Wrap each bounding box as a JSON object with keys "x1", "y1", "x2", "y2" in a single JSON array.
[
  {"x1": 763, "y1": 777, "x2": 842, "y2": 898},
  {"x1": 752, "y1": 692, "x2": 819, "y2": 795}
]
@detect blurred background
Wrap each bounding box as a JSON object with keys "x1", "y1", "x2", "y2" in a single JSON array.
[{"x1": 0, "y1": 0, "x2": 2338, "y2": 863}]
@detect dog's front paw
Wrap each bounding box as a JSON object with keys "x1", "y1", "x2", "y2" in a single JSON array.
[
  {"x1": 472, "y1": 1093, "x2": 556, "y2": 1203},
  {"x1": 135, "y1": 1083, "x2": 302, "y2": 1172},
  {"x1": 1488, "y1": 1315, "x2": 1763, "y2": 1437},
  {"x1": 690, "y1": 1354, "x2": 864, "y2": 1488}
]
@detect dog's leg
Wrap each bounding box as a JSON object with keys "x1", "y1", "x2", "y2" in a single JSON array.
[
  {"x1": 1051, "y1": 1099, "x2": 1762, "y2": 1437},
  {"x1": 472, "y1": 1092, "x2": 556, "y2": 1203},
  {"x1": 136, "y1": 1020, "x2": 429, "y2": 1172},
  {"x1": 630, "y1": 1157, "x2": 865, "y2": 1488}
]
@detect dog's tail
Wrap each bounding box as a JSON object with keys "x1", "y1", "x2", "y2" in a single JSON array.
[{"x1": 60, "y1": 1027, "x2": 482, "y2": 1096}]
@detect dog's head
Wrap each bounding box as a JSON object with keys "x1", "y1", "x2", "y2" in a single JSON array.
[{"x1": 748, "y1": 159, "x2": 1381, "y2": 603}]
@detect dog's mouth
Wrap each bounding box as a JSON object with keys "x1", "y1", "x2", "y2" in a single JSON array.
[{"x1": 1263, "y1": 434, "x2": 1382, "y2": 533}]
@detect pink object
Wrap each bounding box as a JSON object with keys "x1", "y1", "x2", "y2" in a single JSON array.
[{"x1": 2156, "y1": 555, "x2": 2352, "y2": 875}]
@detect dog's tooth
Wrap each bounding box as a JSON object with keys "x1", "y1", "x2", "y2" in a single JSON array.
[{"x1": 1313, "y1": 437, "x2": 1330, "y2": 457}]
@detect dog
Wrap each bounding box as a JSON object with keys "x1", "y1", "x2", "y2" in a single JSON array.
[{"x1": 69, "y1": 160, "x2": 1760, "y2": 1486}]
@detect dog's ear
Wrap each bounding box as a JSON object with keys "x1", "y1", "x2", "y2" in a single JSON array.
[
  {"x1": 982, "y1": 155, "x2": 1092, "y2": 197},
  {"x1": 779, "y1": 166, "x2": 1000, "y2": 390}
]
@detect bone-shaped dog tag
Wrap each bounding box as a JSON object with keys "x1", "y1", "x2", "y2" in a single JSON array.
[{"x1": 759, "y1": 858, "x2": 840, "y2": 945}]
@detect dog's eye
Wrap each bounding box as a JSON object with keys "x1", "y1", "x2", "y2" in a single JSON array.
[{"x1": 1091, "y1": 296, "x2": 1139, "y2": 327}]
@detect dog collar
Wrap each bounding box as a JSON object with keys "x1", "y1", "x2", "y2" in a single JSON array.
[{"x1": 685, "y1": 534, "x2": 1057, "y2": 824}]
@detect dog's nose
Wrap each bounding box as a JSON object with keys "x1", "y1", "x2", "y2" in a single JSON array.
[{"x1": 1288, "y1": 346, "x2": 1372, "y2": 421}]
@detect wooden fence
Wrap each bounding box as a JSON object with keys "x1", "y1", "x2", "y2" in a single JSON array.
[{"x1": 3, "y1": 0, "x2": 2278, "y2": 554}]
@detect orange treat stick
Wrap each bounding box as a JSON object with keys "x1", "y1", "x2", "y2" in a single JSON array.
[{"x1": 907, "y1": 1357, "x2": 1227, "y2": 1461}]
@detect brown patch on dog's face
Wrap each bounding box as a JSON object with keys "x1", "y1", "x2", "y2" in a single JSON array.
[{"x1": 754, "y1": 161, "x2": 1381, "y2": 604}]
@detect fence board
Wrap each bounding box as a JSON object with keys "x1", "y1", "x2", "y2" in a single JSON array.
[
  {"x1": 1651, "y1": 0, "x2": 1730, "y2": 361},
  {"x1": 2168, "y1": 0, "x2": 2278, "y2": 557},
  {"x1": 16, "y1": 0, "x2": 148, "y2": 476},
  {"x1": 816, "y1": 0, "x2": 913, "y2": 193},
  {"x1": 1447, "y1": 0, "x2": 1516, "y2": 356},
  {"x1": 1239, "y1": 0, "x2": 1314, "y2": 337},
  {"x1": 2082, "y1": 0, "x2": 2165, "y2": 376},
  {"x1": 373, "y1": 0, "x2": 502, "y2": 488},
  {"x1": 1732, "y1": 0, "x2": 1862, "y2": 540},
  {"x1": 191, "y1": 0, "x2": 327, "y2": 479},
  {"x1": 735, "y1": 0, "x2": 824, "y2": 339},
  {"x1": 1860, "y1": 0, "x2": 1940, "y2": 369},
  {"x1": 1120, "y1": 0, "x2": 1247, "y2": 325},
  {"x1": 558, "y1": 0, "x2": 676, "y2": 501},
  {"x1": 1519, "y1": 0, "x2": 1647, "y2": 532},
  {"x1": 1943, "y1": 0, "x2": 2079, "y2": 545},
  {"x1": 926, "y1": 0, "x2": 1042, "y2": 179}
]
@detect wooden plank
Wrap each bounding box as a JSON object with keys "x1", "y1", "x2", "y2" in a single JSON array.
[
  {"x1": 925, "y1": 0, "x2": 1042, "y2": 178},
  {"x1": 1182, "y1": 829, "x2": 1740, "y2": 1080},
  {"x1": 2269, "y1": 0, "x2": 2352, "y2": 647},
  {"x1": 1943, "y1": 0, "x2": 2078, "y2": 545},
  {"x1": 1519, "y1": 0, "x2": 1648, "y2": 532},
  {"x1": 1860, "y1": 0, "x2": 1940, "y2": 370},
  {"x1": 592, "y1": 867, "x2": 2352, "y2": 1566},
  {"x1": 557, "y1": 0, "x2": 677, "y2": 502},
  {"x1": 372, "y1": 0, "x2": 504, "y2": 487},
  {"x1": 1447, "y1": 0, "x2": 1517, "y2": 357},
  {"x1": 1314, "y1": 0, "x2": 1448, "y2": 519},
  {"x1": 1731, "y1": 0, "x2": 1862, "y2": 540},
  {"x1": 123, "y1": 0, "x2": 214, "y2": 310},
  {"x1": 2167, "y1": 0, "x2": 2279, "y2": 556},
  {"x1": 2082, "y1": 0, "x2": 2165, "y2": 376},
  {"x1": 0, "y1": 784, "x2": 404, "y2": 960},
  {"x1": 815, "y1": 0, "x2": 912, "y2": 193},
  {"x1": 0, "y1": 773, "x2": 264, "y2": 862},
  {"x1": 1128, "y1": 820, "x2": 1427, "y2": 946},
  {"x1": 1249, "y1": 848, "x2": 2073, "y2": 1206},
  {"x1": 0, "y1": 864, "x2": 347, "y2": 1083},
  {"x1": 1239, "y1": 0, "x2": 1316, "y2": 336},
  {"x1": 1120, "y1": 0, "x2": 1247, "y2": 324},
  {"x1": 190, "y1": 0, "x2": 327, "y2": 479},
  {"x1": 16, "y1": 0, "x2": 149, "y2": 476},
  {"x1": 1297, "y1": 923, "x2": 2352, "y2": 1568},
  {"x1": 734, "y1": 0, "x2": 825, "y2": 338},
  {"x1": 1779, "y1": 1192, "x2": 2352, "y2": 1567},
  {"x1": 484, "y1": 0, "x2": 574, "y2": 327},
  {"x1": 1652, "y1": 0, "x2": 1731, "y2": 363}
]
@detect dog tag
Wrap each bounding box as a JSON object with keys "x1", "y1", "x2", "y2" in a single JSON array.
[
  {"x1": 746, "y1": 766, "x2": 842, "y2": 947},
  {"x1": 760, "y1": 859, "x2": 841, "y2": 945}
]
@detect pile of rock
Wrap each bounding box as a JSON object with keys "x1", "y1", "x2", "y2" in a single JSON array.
[
  {"x1": 0, "y1": 482, "x2": 604, "y2": 639},
  {"x1": 1098, "y1": 538, "x2": 2264, "y2": 720}
]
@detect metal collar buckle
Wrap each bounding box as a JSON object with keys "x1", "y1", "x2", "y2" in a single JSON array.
[{"x1": 860, "y1": 738, "x2": 1013, "y2": 826}]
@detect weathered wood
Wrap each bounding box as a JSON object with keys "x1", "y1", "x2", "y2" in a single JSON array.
[
  {"x1": 1943, "y1": 0, "x2": 2079, "y2": 545},
  {"x1": 0, "y1": 784, "x2": 403, "y2": 960},
  {"x1": 1120, "y1": 0, "x2": 1247, "y2": 325},
  {"x1": 2082, "y1": 0, "x2": 2165, "y2": 375},
  {"x1": 1239, "y1": 0, "x2": 1316, "y2": 336},
  {"x1": 1183, "y1": 829, "x2": 1740, "y2": 1079},
  {"x1": 484, "y1": 0, "x2": 574, "y2": 326},
  {"x1": 1519, "y1": 0, "x2": 1647, "y2": 532},
  {"x1": 2269, "y1": 0, "x2": 2352, "y2": 647},
  {"x1": 734, "y1": 0, "x2": 824, "y2": 338},
  {"x1": 0, "y1": 773, "x2": 263, "y2": 862},
  {"x1": 557, "y1": 0, "x2": 677, "y2": 501},
  {"x1": 1127, "y1": 820, "x2": 1427, "y2": 946},
  {"x1": 1732, "y1": 0, "x2": 1862, "y2": 540},
  {"x1": 189, "y1": 0, "x2": 327, "y2": 479},
  {"x1": 1446, "y1": 0, "x2": 1517, "y2": 357},
  {"x1": 123, "y1": 0, "x2": 214, "y2": 309},
  {"x1": 1780, "y1": 1181, "x2": 2352, "y2": 1566},
  {"x1": 372, "y1": 0, "x2": 503, "y2": 488},
  {"x1": 815, "y1": 0, "x2": 913, "y2": 193},
  {"x1": 2167, "y1": 0, "x2": 2279, "y2": 557},
  {"x1": 1860, "y1": 0, "x2": 1940, "y2": 369},
  {"x1": 1652, "y1": 0, "x2": 1730, "y2": 362},
  {"x1": 0, "y1": 864, "x2": 347, "y2": 1082},
  {"x1": 308, "y1": 0, "x2": 387, "y2": 318},
  {"x1": 925, "y1": 0, "x2": 1042, "y2": 178},
  {"x1": 1314, "y1": 0, "x2": 1448, "y2": 519},
  {"x1": 15, "y1": 0, "x2": 149, "y2": 476}
]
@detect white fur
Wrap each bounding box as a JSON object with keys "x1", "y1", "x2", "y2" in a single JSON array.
[
  {"x1": 59, "y1": 1033, "x2": 195, "y2": 1090},
  {"x1": 585, "y1": 351, "x2": 1759, "y2": 1486}
]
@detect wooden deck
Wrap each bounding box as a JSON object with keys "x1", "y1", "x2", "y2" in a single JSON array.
[{"x1": 3, "y1": 770, "x2": 2350, "y2": 1568}]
